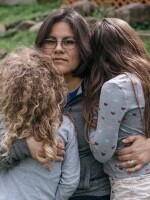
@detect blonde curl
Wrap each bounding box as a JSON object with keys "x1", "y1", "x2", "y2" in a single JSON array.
[{"x1": 0, "y1": 46, "x2": 67, "y2": 164}]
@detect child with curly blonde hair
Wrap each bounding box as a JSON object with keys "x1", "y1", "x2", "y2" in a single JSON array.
[{"x1": 0, "y1": 47, "x2": 80, "y2": 200}]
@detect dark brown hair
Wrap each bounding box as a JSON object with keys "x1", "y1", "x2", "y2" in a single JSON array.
[
  {"x1": 35, "y1": 8, "x2": 92, "y2": 78},
  {"x1": 84, "y1": 18, "x2": 150, "y2": 137}
]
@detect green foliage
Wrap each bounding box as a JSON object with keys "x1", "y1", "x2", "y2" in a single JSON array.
[
  {"x1": 92, "y1": 3, "x2": 115, "y2": 19},
  {"x1": 0, "y1": 1, "x2": 62, "y2": 25},
  {"x1": 0, "y1": 1, "x2": 61, "y2": 53},
  {"x1": 92, "y1": 6, "x2": 108, "y2": 19},
  {"x1": 0, "y1": 31, "x2": 37, "y2": 52},
  {"x1": 144, "y1": 40, "x2": 150, "y2": 53},
  {"x1": 131, "y1": 22, "x2": 150, "y2": 30},
  {"x1": 0, "y1": 0, "x2": 149, "y2": 55}
]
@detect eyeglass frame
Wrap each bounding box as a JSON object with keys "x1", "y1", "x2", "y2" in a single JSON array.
[{"x1": 43, "y1": 38, "x2": 77, "y2": 50}]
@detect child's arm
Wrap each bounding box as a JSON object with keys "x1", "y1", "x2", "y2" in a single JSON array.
[
  {"x1": 90, "y1": 81, "x2": 127, "y2": 163},
  {"x1": 55, "y1": 117, "x2": 80, "y2": 200},
  {"x1": 0, "y1": 139, "x2": 31, "y2": 169},
  {"x1": 0, "y1": 121, "x2": 64, "y2": 169},
  {"x1": 0, "y1": 116, "x2": 31, "y2": 169}
]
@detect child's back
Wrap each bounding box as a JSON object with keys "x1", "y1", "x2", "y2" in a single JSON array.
[
  {"x1": 90, "y1": 73, "x2": 150, "y2": 199},
  {"x1": 90, "y1": 74, "x2": 150, "y2": 178},
  {"x1": 0, "y1": 115, "x2": 80, "y2": 200},
  {"x1": 0, "y1": 47, "x2": 80, "y2": 200}
]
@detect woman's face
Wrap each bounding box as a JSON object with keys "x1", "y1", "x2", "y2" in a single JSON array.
[{"x1": 42, "y1": 21, "x2": 81, "y2": 79}]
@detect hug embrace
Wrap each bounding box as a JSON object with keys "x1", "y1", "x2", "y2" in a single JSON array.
[{"x1": 0, "y1": 8, "x2": 150, "y2": 200}]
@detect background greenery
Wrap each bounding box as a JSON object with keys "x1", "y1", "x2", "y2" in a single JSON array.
[
  {"x1": 0, "y1": 1, "x2": 62, "y2": 52},
  {"x1": 0, "y1": 1, "x2": 150, "y2": 54}
]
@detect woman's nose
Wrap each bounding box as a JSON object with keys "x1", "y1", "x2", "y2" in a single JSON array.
[{"x1": 54, "y1": 41, "x2": 64, "y2": 52}]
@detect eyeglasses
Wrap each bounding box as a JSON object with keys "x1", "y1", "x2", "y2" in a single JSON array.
[{"x1": 43, "y1": 39, "x2": 77, "y2": 50}]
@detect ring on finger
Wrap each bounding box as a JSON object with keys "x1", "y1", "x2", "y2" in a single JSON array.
[{"x1": 129, "y1": 160, "x2": 137, "y2": 167}]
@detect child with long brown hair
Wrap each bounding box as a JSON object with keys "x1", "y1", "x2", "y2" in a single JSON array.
[
  {"x1": 0, "y1": 47, "x2": 80, "y2": 200},
  {"x1": 84, "y1": 18, "x2": 150, "y2": 199}
]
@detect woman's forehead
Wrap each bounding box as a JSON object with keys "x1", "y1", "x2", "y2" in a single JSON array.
[{"x1": 49, "y1": 21, "x2": 74, "y2": 37}]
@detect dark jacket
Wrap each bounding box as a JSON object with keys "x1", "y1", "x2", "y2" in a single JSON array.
[{"x1": 64, "y1": 81, "x2": 110, "y2": 197}]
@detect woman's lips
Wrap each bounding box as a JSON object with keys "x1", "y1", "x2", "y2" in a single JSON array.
[
  {"x1": 54, "y1": 58, "x2": 67, "y2": 61},
  {"x1": 53, "y1": 58, "x2": 67, "y2": 65}
]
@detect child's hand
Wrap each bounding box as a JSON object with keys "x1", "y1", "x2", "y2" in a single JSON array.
[{"x1": 55, "y1": 137, "x2": 65, "y2": 162}]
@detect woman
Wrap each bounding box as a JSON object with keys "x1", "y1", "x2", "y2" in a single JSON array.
[
  {"x1": 0, "y1": 8, "x2": 110, "y2": 200},
  {"x1": 0, "y1": 8, "x2": 150, "y2": 200}
]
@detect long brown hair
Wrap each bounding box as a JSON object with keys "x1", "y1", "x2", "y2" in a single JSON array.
[
  {"x1": 0, "y1": 47, "x2": 67, "y2": 163},
  {"x1": 83, "y1": 18, "x2": 150, "y2": 137}
]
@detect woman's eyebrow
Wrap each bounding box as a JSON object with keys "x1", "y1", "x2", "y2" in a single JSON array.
[{"x1": 47, "y1": 36, "x2": 75, "y2": 40}]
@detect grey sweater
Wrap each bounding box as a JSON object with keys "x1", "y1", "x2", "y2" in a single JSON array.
[
  {"x1": 90, "y1": 74, "x2": 150, "y2": 178},
  {"x1": 0, "y1": 80, "x2": 110, "y2": 197},
  {"x1": 0, "y1": 115, "x2": 80, "y2": 200}
]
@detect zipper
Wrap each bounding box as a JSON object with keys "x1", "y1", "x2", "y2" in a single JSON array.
[{"x1": 65, "y1": 93, "x2": 84, "y2": 108}]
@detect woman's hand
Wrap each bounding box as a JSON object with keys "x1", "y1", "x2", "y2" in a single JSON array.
[
  {"x1": 55, "y1": 137, "x2": 65, "y2": 162},
  {"x1": 26, "y1": 135, "x2": 46, "y2": 163},
  {"x1": 115, "y1": 135, "x2": 150, "y2": 174},
  {"x1": 26, "y1": 135, "x2": 65, "y2": 169},
  {"x1": 26, "y1": 135, "x2": 52, "y2": 170},
  {"x1": 26, "y1": 135, "x2": 44, "y2": 160}
]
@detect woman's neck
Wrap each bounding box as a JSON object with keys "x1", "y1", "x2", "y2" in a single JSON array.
[{"x1": 65, "y1": 75, "x2": 83, "y2": 93}]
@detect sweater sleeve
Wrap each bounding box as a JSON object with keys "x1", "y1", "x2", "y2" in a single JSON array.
[
  {"x1": 55, "y1": 118, "x2": 80, "y2": 200},
  {"x1": 0, "y1": 116, "x2": 31, "y2": 169},
  {"x1": 90, "y1": 81, "x2": 128, "y2": 163}
]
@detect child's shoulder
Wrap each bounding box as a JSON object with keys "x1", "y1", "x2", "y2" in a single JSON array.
[
  {"x1": 104, "y1": 73, "x2": 141, "y2": 90},
  {"x1": 57, "y1": 115, "x2": 76, "y2": 145},
  {"x1": 61, "y1": 115, "x2": 74, "y2": 127},
  {"x1": 108, "y1": 73, "x2": 140, "y2": 83}
]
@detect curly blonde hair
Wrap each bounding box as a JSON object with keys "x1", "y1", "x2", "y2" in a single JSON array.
[{"x1": 0, "y1": 46, "x2": 67, "y2": 164}]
